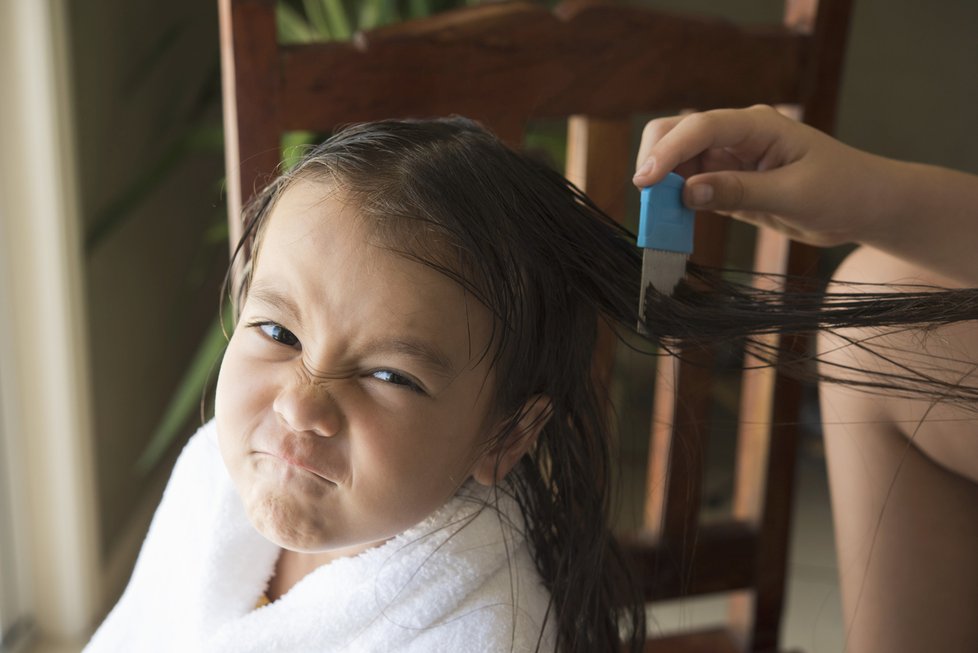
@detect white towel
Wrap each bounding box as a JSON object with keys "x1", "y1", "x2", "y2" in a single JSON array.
[{"x1": 84, "y1": 420, "x2": 555, "y2": 652}]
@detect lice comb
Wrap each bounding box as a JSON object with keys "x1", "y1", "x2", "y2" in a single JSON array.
[{"x1": 637, "y1": 172, "x2": 695, "y2": 330}]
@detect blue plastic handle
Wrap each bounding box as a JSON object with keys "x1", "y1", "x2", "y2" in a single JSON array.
[{"x1": 637, "y1": 172, "x2": 695, "y2": 254}]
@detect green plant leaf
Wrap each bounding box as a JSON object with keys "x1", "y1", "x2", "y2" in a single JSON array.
[
  {"x1": 205, "y1": 211, "x2": 230, "y2": 244},
  {"x1": 135, "y1": 309, "x2": 233, "y2": 475},
  {"x1": 281, "y1": 130, "x2": 318, "y2": 171},
  {"x1": 407, "y1": 0, "x2": 431, "y2": 19},
  {"x1": 523, "y1": 120, "x2": 568, "y2": 172},
  {"x1": 122, "y1": 19, "x2": 190, "y2": 95},
  {"x1": 277, "y1": 3, "x2": 319, "y2": 43},
  {"x1": 301, "y1": 0, "x2": 334, "y2": 39},
  {"x1": 322, "y1": 0, "x2": 352, "y2": 40},
  {"x1": 357, "y1": 0, "x2": 380, "y2": 29},
  {"x1": 85, "y1": 124, "x2": 224, "y2": 253}
]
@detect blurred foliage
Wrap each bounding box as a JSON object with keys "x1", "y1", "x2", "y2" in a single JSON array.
[
  {"x1": 86, "y1": 124, "x2": 225, "y2": 252},
  {"x1": 277, "y1": 0, "x2": 485, "y2": 43},
  {"x1": 135, "y1": 303, "x2": 235, "y2": 474},
  {"x1": 82, "y1": 14, "x2": 227, "y2": 476}
]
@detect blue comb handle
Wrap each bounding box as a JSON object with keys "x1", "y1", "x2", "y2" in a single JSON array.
[{"x1": 637, "y1": 172, "x2": 695, "y2": 254}]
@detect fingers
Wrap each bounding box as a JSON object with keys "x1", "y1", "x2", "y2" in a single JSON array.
[
  {"x1": 680, "y1": 166, "x2": 794, "y2": 215},
  {"x1": 634, "y1": 115, "x2": 683, "y2": 173},
  {"x1": 633, "y1": 105, "x2": 788, "y2": 187}
]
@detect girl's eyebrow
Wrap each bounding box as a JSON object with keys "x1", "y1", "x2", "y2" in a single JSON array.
[
  {"x1": 248, "y1": 281, "x2": 455, "y2": 376},
  {"x1": 359, "y1": 338, "x2": 456, "y2": 377},
  {"x1": 248, "y1": 283, "x2": 302, "y2": 324}
]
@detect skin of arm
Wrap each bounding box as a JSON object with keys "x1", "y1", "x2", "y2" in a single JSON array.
[
  {"x1": 633, "y1": 105, "x2": 978, "y2": 285},
  {"x1": 864, "y1": 158, "x2": 978, "y2": 286},
  {"x1": 818, "y1": 245, "x2": 978, "y2": 653}
]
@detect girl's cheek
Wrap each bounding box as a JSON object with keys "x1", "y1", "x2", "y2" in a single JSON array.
[{"x1": 217, "y1": 337, "x2": 275, "y2": 414}]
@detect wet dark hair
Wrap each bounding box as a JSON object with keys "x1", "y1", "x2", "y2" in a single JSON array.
[
  {"x1": 226, "y1": 116, "x2": 978, "y2": 652},
  {"x1": 647, "y1": 266, "x2": 978, "y2": 408}
]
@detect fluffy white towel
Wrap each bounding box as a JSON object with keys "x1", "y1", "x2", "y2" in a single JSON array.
[{"x1": 84, "y1": 420, "x2": 555, "y2": 652}]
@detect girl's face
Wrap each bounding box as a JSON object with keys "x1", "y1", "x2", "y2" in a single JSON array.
[{"x1": 215, "y1": 180, "x2": 501, "y2": 557}]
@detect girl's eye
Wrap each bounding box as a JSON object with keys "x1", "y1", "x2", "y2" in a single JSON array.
[
  {"x1": 256, "y1": 322, "x2": 300, "y2": 348},
  {"x1": 371, "y1": 369, "x2": 424, "y2": 394}
]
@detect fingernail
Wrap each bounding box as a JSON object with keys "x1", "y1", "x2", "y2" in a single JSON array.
[
  {"x1": 689, "y1": 183, "x2": 713, "y2": 206},
  {"x1": 633, "y1": 158, "x2": 655, "y2": 179}
]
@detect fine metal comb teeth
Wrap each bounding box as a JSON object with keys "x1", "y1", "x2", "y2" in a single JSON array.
[{"x1": 637, "y1": 172, "x2": 695, "y2": 332}]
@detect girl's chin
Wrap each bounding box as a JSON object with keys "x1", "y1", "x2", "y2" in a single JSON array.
[
  {"x1": 242, "y1": 492, "x2": 332, "y2": 551},
  {"x1": 253, "y1": 517, "x2": 384, "y2": 562},
  {"x1": 258, "y1": 529, "x2": 327, "y2": 553}
]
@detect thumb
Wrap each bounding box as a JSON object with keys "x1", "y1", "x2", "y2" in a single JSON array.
[{"x1": 683, "y1": 170, "x2": 785, "y2": 214}]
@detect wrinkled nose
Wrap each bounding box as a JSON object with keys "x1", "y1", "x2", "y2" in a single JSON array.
[{"x1": 272, "y1": 380, "x2": 343, "y2": 437}]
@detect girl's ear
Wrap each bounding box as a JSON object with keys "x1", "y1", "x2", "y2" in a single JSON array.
[{"x1": 472, "y1": 395, "x2": 552, "y2": 486}]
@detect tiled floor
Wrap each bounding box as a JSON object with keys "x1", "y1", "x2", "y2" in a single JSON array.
[{"x1": 781, "y1": 453, "x2": 845, "y2": 653}]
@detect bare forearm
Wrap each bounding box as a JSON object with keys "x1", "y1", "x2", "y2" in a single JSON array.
[{"x1": 862, "y1": 157, "x2": 978, "y2": 286}]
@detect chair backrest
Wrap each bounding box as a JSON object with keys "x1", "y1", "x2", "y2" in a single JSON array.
[{"x1": 218, "y1": 1, "x2": 854, "y2": 650}]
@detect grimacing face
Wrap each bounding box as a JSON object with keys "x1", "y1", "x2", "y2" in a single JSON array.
[{"x1": 214, "y1": 180, "x2": 534, "y2": 559}]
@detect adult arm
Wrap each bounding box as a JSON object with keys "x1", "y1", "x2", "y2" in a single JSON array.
[
  {"x1": 817, "y1": 246, "x2": 978, "y2": 653},
  {"x1": 633, "y1": 105, "x2": 978, "y2": 286}
]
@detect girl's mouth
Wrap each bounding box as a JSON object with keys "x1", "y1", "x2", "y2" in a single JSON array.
[{"x1": 253, "y1": 436, "x2": 340, "y2": 484}]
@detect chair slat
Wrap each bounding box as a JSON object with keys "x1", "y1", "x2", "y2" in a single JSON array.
[
  {"x1": 566, "y1": 117, "x2": 632, "y2": 399},
  {"x1": 622, "y1": 520, "x2": 757, "y2": 601},
  {"x1": 277, "y1": 5, "x2": 807, "y2": 131},
  {"x1": 565, "y1": 116, "x2": 631, "y2": 224},
  {"x1": 219, "y1": 0, "x2": 281, "y2": 248},
  {"x1": 642, "y1": 628, "x2": 743, "y2": 653}
]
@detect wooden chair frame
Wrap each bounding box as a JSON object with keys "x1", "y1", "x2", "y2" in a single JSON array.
[{"x1": 219, "y1": 1, "x2": 854, "y2": 650}]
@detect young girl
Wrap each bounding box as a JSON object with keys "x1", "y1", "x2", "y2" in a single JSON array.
[
  {"x1": 85, "y1": 117, "x2": 646, "y2": 652},
  {"x1": 86, "y1": 112, "x2": 977, "y2": 653}
]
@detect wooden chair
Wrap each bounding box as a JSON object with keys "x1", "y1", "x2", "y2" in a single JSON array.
[{"x1": 218, "y1": 1, "x2": 854, "y2": 650}]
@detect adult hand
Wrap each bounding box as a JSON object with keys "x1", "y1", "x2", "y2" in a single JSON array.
[
  {"x1": 633, "y1": 104, "x2": 978, "y2": 285},
  {"x1": 632, "y1": 104, "x2": 887, "y2": 247}
]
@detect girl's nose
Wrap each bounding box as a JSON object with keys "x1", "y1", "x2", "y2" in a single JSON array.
[{"x1": 272, "y1": 381, "x2": 343, "y2": 437}]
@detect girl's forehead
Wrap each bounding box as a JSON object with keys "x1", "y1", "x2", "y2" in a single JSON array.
[
  {"x1": 258, "y1": 182, "x2": 398, "y2": 286},
  {"x1": 261, "y1": 178, "x2": 431, "y2": 263},
  {"x1": 264, "y1": 180, "x2": 363, "y2": 241},
  {"x1": 251, "y1": 180, "x2": 497, "y2": 365},
  {"x1": 259, "y1": 178, "x2": 476, "y2": 295}
]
